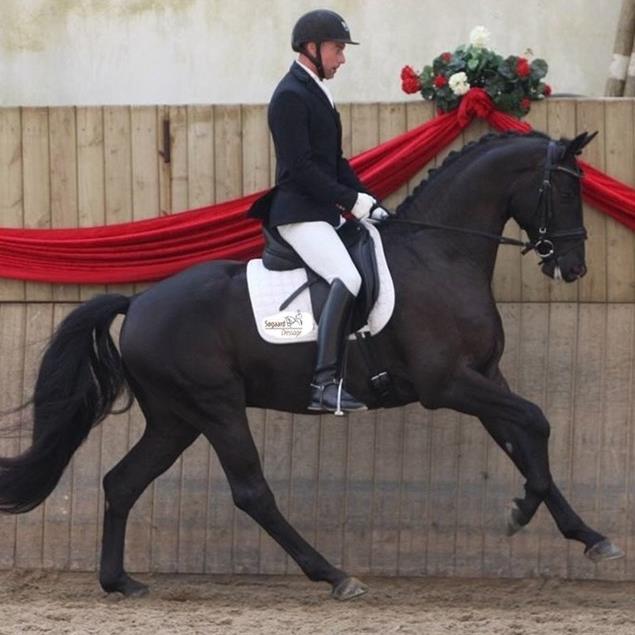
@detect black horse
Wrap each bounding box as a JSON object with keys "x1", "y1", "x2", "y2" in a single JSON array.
[{"x1": 0, "y1": 130, "x2": 623, "y2": 600}]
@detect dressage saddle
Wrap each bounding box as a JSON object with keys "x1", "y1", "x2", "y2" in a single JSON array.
[{"x1": 260, "y1": 220, "x2": 380, "y2": 333}]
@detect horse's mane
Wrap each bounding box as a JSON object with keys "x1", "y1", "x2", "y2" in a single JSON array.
[{"x1": 394, "y1": 130, "x2": 551, "y2": 217}]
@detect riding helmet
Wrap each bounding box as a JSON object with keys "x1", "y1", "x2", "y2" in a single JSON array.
[{"x1": 291, "y1": 9, "x2": 359, "y2": 51}]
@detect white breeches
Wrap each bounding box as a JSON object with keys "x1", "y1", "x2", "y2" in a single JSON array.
[{"x1": 277, "y1": 221, "x2": 362, "y2": 296}]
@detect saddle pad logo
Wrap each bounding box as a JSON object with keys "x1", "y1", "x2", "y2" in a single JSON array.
[{"x1": 262, "y1": 310, "x2": 315, "y2": 340}]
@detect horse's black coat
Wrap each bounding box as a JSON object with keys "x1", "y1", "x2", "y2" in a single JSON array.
[{"x1": 0, "y1": 131, "x2": 619, "y2": 597}]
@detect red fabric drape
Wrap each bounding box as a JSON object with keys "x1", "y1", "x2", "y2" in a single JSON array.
[{"x1": 0, "y1": 90, "x2": 633, "y2": 284}]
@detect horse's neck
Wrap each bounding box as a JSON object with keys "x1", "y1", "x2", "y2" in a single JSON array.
[
  {"x1": 404, "y1": 162, "x2": 509, "y2": 233},
  {"x1": 390, "y1": 149, "x2": 526, "y2": 285}
]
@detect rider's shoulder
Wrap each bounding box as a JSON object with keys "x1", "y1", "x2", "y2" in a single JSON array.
[{"x1": 271, "y1": 81, "x2": 309, "y2": 111}]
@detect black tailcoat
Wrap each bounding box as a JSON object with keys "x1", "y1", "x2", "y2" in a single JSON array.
[{"x1": 248, "y1": 62, "x2": 369, "y2": 227}]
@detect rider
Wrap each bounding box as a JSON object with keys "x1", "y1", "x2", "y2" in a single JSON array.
[{"x1": 249, "y1": 9, "x2": 388, "y2": 414}]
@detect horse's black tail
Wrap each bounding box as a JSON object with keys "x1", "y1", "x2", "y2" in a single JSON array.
[{"x1": 0, "y1": 293, "x2": 133, "y2": 513}]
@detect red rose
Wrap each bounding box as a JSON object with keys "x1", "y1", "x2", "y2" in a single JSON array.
[
  {"x1": 402, "y1": 76, "x2": 422, "y2": 94},
  {"x1": 401, "y1": 65, "x2": 418, "y2": 81},
  {"x1": 400, "y1": 66, "x2": 422, "y2": 94},
  {"x1": 516, "y1": 57, "x2": 531, "y2": 78},
  {"x1": 441, "y1": 52, "x2": 452, "y2": 63},
  {"x1": 543, "y1": 84, "x2": 552, "y2": 96},
  {"x1": 434, "y1": 74, "x2": 448, "y2": 88},
  {"x1": 521, "y1": 98, "x2": 531, "y2": 111}
]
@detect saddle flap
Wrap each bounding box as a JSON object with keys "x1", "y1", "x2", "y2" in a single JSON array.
[{"x1": 339, "y1": 222, "x2": 380, "y2": 324}]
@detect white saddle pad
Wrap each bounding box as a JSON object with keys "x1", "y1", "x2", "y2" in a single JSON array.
[{"x1": 246, "y1": 220, "x2": 395, "y2": 344}]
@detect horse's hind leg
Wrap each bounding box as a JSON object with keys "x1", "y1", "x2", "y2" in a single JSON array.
[
  {"x1": 192, "y1": 394, "x2": 366, "y2": 600},
  {"x1": 100, "y1": 408, "x2": 199, "y2": 596}
]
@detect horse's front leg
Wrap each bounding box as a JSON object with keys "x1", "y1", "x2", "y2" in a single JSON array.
[
  {"x1": 485, "y1": 369, "x2": 623, "y2": 561},
  {"x1": 430, "y1": 366, "x2": 623, "y2": 561}
]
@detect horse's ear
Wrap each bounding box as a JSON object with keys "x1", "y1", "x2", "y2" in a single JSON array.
[{"x1": 563, "y1": 131, "x2": 598, "y2": 158}]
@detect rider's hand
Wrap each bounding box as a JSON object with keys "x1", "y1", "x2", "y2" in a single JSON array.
[
  {"x1": 370, "y1": 206, "x2": 391, "y2": 220},
  {"x1": 351, "y1": 193, "x2": 376, "y2": 220}
]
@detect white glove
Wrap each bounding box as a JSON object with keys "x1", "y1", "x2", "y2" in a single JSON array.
[
  {"x1": 351, "y1": 192, "x2": 376, "y2": 220},
  {"x1": 370, "y1": 206, "x2": 391, "y2": 220}
]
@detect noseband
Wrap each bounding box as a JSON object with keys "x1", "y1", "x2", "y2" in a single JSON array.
[{"x1": 382, "y1": 140, "x2": 587, "y2": 262}]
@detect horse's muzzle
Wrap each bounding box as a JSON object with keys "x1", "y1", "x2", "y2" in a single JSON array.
[
  {"x1": 568, "y1": 263, "x2": 588, "y2": 280},
  {"x1": 542, "y1": 260, "x2": 587, "y2": 282}
]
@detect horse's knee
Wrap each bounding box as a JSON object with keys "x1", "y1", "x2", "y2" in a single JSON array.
[
  {"x1": 526, "y1": 475, "x2": 551, "y2": 500},
  {"x1": 523, "y1": 402, "x2": 550, "y2": 439},
  {"x1": 232, "y1": 480, "x2": 276, "y2": 517}
]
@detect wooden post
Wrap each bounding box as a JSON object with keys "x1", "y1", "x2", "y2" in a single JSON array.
[
  {"x1": 625, "y1": 25, "x2": 635, "y2": 95},
  {"x1": 605, "y1": 0, "x2": 635, "y2": 96}
]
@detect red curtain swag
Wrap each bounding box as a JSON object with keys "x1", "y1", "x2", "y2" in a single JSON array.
[{"x1": 1, "y1": 89, "x2": 633, "y2": 284}]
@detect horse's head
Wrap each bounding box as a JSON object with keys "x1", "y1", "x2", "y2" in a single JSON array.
[{"x1": 508, "y1": 132, "x2": 596, "y2": 282}]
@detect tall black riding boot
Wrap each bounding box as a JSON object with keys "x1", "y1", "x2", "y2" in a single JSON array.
[{"x1": 308, "y1": 279, "x2": 367, "y2": 415}]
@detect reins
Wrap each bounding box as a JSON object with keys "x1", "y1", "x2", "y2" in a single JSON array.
[{"x1": 381, "y1": 216, "x2": 535, "y2": 251}]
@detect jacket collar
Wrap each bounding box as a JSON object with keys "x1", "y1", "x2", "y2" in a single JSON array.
[
  {"x1": 290, "y1": 60, "x2": 312, "y2": 83},
  {"x1": 290, "y1": 61, "x2": 335, "y2": 111}
]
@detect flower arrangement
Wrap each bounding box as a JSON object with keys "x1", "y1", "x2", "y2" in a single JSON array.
[{"x1": 401, "y1": 26, "x2": 551, "y2": 118}]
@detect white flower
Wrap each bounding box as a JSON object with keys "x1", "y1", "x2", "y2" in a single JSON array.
[
  {"x1": 449, "y1": 71, "x2": 470, "y2": 96},
  {"x1": 469, "y1": 26, "x2": 491, "y2": 49}
]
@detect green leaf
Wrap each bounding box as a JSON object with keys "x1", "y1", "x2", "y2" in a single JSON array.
[
  {"x1": 421, "y1": 65, "x2": 434, "y2": 80},
  {"x1": 448, "y1": 59, "x2": 466, "y2": 73},
  {"x1": 433, "y1": 56, "x2": 448, "y2": 73},
  {"x1": 467, "y1": 58, "x2": 479, "y2": 71},
  {"x1": 531, "y1": 59, "x2": 548, "y2": 80},
  {"x1": 494, "y1": 93, "x2": 516, "y2": 112},
  {"x1": 446, "y1": 95, "x2": 461, "y2": 110},
  {"x1": 498, "y1": 60, "x2": 516, "y2": 80},
  {"x1": 484, "y1": 76, "x2": 505, "y2": 96}
]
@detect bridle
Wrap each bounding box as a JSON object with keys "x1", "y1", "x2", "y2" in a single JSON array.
[
  {"x1": 524, "y1": 140, "x2": 586, "y2": 263},
  {"x1": 382, "y1": 140, "x2": 587, "y2": 263}
]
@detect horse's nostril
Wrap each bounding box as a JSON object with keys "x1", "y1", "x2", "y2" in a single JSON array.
[{"x1": 571, "y1": 264, "x2": 587, "y2": 278}]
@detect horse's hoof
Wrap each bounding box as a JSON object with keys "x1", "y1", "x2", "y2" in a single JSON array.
[
  {"x1": 124, "y1": 578, "x2": 150, "y2": 597},
  {"x1": 506, "y1": 502, "x2": 526, "y2": 537},
  {"x1": 331, "y1": 576, "x2": 368, "y2": 601},
  {"x1": 102, "y1": 574, "x2": 149, "y2": 597},
  {"x1": 585, "y1": 539, "x2": 624, "y2": 563}
]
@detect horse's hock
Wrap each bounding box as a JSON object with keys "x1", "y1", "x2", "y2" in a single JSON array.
[{"x1": 0, "y1": 99, "x2": 633, "y2": 580}]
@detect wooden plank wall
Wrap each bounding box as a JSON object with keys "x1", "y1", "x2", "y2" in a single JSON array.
[{"x1": 0, "y1": 100, "x2": 633, "y2": 581}]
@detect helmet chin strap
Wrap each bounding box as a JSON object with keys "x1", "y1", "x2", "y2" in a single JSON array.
[{"x1": 302, "y1": 43, "x2": 325, "y2": 80}]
